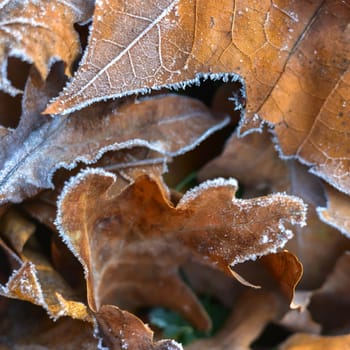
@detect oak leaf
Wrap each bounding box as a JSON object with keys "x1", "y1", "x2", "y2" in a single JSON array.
[
  {"x1": 55, "y1": 167, "x2": 306, "y2": 346},
  {"x1": 200, "y1": 128, "x2": 350, "y2": 289},
  {"x1": 0, "y1": 209, "x2": 91, "y2": 321},
  {"x1": 0, "y1": 0, "x2": 93, "y2": 96},
  {"x1": 45, "y1": 0, "x2": 350, "y2": 194},
  {"x1": 96, "y1": 305, "x2": 183, "y2": 350},
  {"x1": 0, "y1": 65, "x2": 228, "y2": 205}
]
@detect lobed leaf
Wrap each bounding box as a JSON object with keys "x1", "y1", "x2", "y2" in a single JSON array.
[
  {"x1": 45, "y1": 0, "x2": 350, "y2": 195},
  {"x1": 0, "y1": 209, "x2": 91, "y2": 321},
  {"x1": 55, "y1": 167, "x2": 306, "y2": 346},
  {"x1": 200, "y1": 128, "x2": 350, "y2": 289},
  {"x1": 0, "y1": 0, "x2": 93, "y2": 95},
  {"x1": 0, "y1": 66, "x2": 228, "y2": 205}
]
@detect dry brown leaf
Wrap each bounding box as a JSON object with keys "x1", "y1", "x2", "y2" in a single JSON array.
[
  {"x1": 0, "y1": 209, "x2": 91, "y2": 322},
  {"x1": 55, "y1": 167, "x2": 306, "y2": 345},
  {"x1": 199, "y1": 129, "x2": 290, "y2": 197},
  {"x1": 279, "y1": 333, "x2": 350, "y2": 350},
  {"x1": 45, "y1": 1, "x2": 350, "y2": 194},
  {"x1": 309, "y1": 251, "x2": 350, "y2": 333},
  {"x1": 96, "y1": 305, "x2": 182, "y2": 350},
  {"x1": 200, "y1": 128, "x2": 350, "y2": 289},
  {"x1": 318, "y1": 183, "x2": 350, "y2": 237},
  {"x1": 0, "y1": 0, "x2": 93, "y2": 96},
  {"x1": 0, "y1": 299, "x2": 98, "y2": 349},
  {"x1": 279, "y1": 307, "x2": 321, "y2": 335},
  {"x1": 0, "y1": 64, "x2": 228, "y2": 205},
  {"x1": 187, "y1": 290, "x2": 280, "y2": 350},
  {"x1": 261, "y1": 251, "x2": 302, "y2": 307},
  {"x1": 45, "y1": 0, "x2": 317, "y2": 115},
  {"x1": 183, "y1": 250, "x2": 302, "y2": 312}
]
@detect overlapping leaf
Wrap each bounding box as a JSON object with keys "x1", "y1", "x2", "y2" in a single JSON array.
[
  {"x1": 0, "y1": 0, "x2": 349, "y2": 348},
  {"x1": 0, "y1": 299, "x2": 97, "y2": 349},
  {"x1": 200, "y1": 128, "x2": 350, "y2": 289},
  {"x1": 187, "y1": 291, "x2": 280, "y2": 350},
  {"x1": 45, "y1": 0, "x2": 350, "y2": 194},
  {"x1": 56, "y1": 167, "x2": 306, "y2": 347},
  {"x1": 318, "y1": 184, "x2": 350, "y2": 237},
  {"x1": 0, "y1": 0, "x2": 94, "y2": 96},
  {"x1": 308, "y1": 251, "x2": 350, "y2": 333},
  {"x1": 0, "y1": 209, "x2": 91, "y2": 321},
  {"x1": 0, "y1": 64, "x2": 229, "y2": 205}
]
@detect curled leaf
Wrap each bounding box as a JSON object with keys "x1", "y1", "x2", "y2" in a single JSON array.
[
  {"x1": 0, "y1": 66, "x2": 228, "y2": 205},
  {"x1": 200, "y1": 128, "x2": 350, "y2": 289},
  {"x1": 0, "y1": 0, "x2": 93, "y2": 95},
  {"x1": 97, "y1": 305, "x2": 183, "y2": 350},
  {"x1": 45, "y1": 1, "x2": 350, "y2": 196},
  {"x1": 56, "y1": 167, "x2": 306, "y2": 344},
  {"x1": 0, "y1": 209, "x2": 91, "y2": 321}
]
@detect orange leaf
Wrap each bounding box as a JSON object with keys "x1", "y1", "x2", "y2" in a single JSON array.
[
  {"x1": 56, "y1": 168, "x2": 306, "y2": 343},
  {"x1": 45, "y1": 1, "x2": 350, "y2": 195},
  {"x1": 0, "y1": 65, "x2": 228, "y2": 205},
  {"x1": 200, "y1": 128, "x2": 350, "y2": 289},
  {"x1": 0, "y1": 209, "x2": 91, "y2": 321},
  {"x1": 0, "y1": 0, "x2": 93, "y2": 96}
]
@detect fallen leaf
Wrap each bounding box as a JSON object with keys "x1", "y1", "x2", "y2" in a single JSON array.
[
  {"x1": 45, "y1": 0, "x2": 317, "y2": 116},
  {"x1": 186, "y1": 290, "x2": 280, "y2": 350},
  {"x1": 317, "y1": 184, "x2": 350, "y2": 237},
  {"x1": 261, "y1": 251, "x2": 302, "y2": 307},
  {"x1": 200, "y1": 128, "x2": 350, "y2": 289},
  {"x1": 279, "y1": 333, "x2": 350, "y2": 350},
  {"x1": 0, "y1": 64, "x2": 229, "y2": 205},
  {"x1": 0, "y1": 0, "x2": 93, "y2": 96},
  {"x1": 309, "y1": 251, "x2": 350, "y2": 333},
  {"x1": 55, "y1": 167, "x2": 306, "y2": 344},
  {"x1": 183, "y1": 250, "x2": 302, "y2": 312},
  {"x1": 0, "y1": 299, "x2": 98, "y2": 349},
  {"x1": 45, "y1": 1, "x2": 350, "y2": 193},
  {"x1": 96, "y1": 305, "x2": 183, "y2": 350},
  {"x1": 199, "y1": 128, "x2": 290, "y2": 197},
  {"x1": 0, "y1": 209, "x2": 91, "y2": 321}
]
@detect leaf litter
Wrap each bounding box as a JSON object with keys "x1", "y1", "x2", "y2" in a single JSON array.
[{"x1": 1, "y1": 1, "x2": 350, "y2": 349}]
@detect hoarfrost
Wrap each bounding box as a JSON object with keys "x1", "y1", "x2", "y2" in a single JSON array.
[
  {"x1": 55, "y1": 168, "x2": 117, "y2": 280},
  {"x1": 50, "y1": 71, "x2": 245, "y2": 116},
  {"x1": 178, "y1": 177, "x2": 238, "y2": 206},
  {"x1": 0, "y1": 94, "x2": 230, "y2": 205},
  {"x1": 230, "y1": 193, "x2": 306, "y2": 266}
]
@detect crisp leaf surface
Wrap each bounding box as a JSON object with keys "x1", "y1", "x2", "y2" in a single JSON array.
[
  {"x1": 200, "y1": 128, "x2": 350, "y2": 289},
  {"x1": 55, "y1": 167, "x2": 306, "y2": 346},
  {"x1": 45, "y1": 0, "x2": 350, "y2": 195},
  {"x1": 0, "y1": 66, "x2": 228, "y2": 205},
  {"x1": 0, "y1": 0, "x2": 93, "y2": 95},
  {"x1": 0, "y1": 209, "x2": 91, "y2": 321}
]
